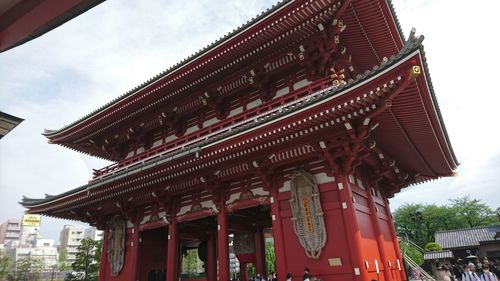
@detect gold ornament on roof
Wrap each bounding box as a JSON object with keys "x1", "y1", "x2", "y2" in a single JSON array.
[{"x1": 409, "y1": 65, "x2": 421, "y2": 79}]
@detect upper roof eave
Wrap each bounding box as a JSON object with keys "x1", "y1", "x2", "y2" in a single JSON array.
[
  {"x1": 43, "y1": 0, "x2": 408, "y2": 142},
  {"x1": 42, "y1": 0, "x2": 294, "y2": 139},
  {"x1": 22, "y1": 37, "x2": 455, "y2": 210}
]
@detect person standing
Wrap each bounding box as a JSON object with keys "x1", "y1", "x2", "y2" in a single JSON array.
[
  {"x1": 286, "y1": 273, "x2": 292, "y2": 281},
  {"x1": 462, "y1": 265, "x2": 480, "y2": 281},
  {"x1": 303, "y1": 268, "x2": 310, "y2": 281},
  {"x1": 480, "y1": 265, "x2": 497, "y2": 281}
]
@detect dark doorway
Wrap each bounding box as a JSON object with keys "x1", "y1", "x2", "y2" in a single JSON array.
[{"x1": 138, "y1": 227, "x2": 167, "y2": 281}]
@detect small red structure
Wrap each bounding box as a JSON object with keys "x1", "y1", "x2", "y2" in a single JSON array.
[
  {"x1": 21, "y1": 1, "x2": 457, "y2": 281},
  {"x1": 0, "y1": 0, "x2": 104, "y2": 53}
]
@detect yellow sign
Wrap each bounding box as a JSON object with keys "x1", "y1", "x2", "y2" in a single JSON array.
[{"x1": 22, "y1": 215, "x2": 41, "y2": 227}]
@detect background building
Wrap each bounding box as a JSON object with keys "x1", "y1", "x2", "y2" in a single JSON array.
[
  {"x1": 435, "y1": 225, "x2": 500, "y2": 259},
  {"x1": 0, "y1": 219, "x2": 22, "y2": 245},
  {"x1": 59, "y1": 225, "x2": 84, "y2": 263},
  {"x1": 84, "y1": 227, "x2": 103, "y2": 241}
]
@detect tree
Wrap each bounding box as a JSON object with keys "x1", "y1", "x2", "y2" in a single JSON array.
[
  {"x1": 393, "y1": 197, "x2": 496, "y2": 248},
  {"x1": 65, "y1": 239, "x2": 101, "y2": 281},
  {"x1": 0, "y1": 252, "x2": 11, "y2": 280},
  {"x1": 424, "y1": 242, "x2": 442, "y2": 252},
  {"x1": 58, "y1": 248, "x2": 70, "y2": 271},
  {"x1": 264, "y1": 241, "x2": 275, "y2": 274},
  {"x1": 8, "y1": 258, "x2": 43, "y2": 281},
  {"x1": 449, "y1": 196, "x2": 497, "y2": 227},
  {"x1": 400, "y1": 242, "x2": 423, "y2": 266}
]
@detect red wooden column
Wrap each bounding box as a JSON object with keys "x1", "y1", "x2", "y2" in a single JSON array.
[
  {"x1": 207, "y1": 235, "x2": 217, "y2": 281},
  {"x1": 254, "y1": 226, "x2": 266, "y2": 277},
  {"x1": 129, "y1": 224, "x2": 141, "y2": 281},
  {"x1": 385, "y1": 198, "x2": 406, "y2": 281},
  {"x1": 167, "y1": 217, "x2": 179, "y2": 281},
  {"x1": 336, "y1": 173, "x2": 368, "y2": 281},
  {"x1": 366, "y1": 185, "x2": 392, "y2": 281},
  {"x1": 269, "y1": 186, "x2": 286, "y2": 281},
  {"x1": 98, "y1": 230, "x2": 108, "y2": 281},
  {"x1": 217, "y1": 204, "x2": 230, "y2": 281},
  {"x1": 240, "y1": 263, "x2": 248, "y2": 281}
]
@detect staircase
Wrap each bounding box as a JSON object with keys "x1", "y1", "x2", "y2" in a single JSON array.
[{"x1": 399, "y1": 237, "x2": 436, "y2": 281}]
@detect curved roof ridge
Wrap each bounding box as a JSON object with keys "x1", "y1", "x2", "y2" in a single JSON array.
[{"x1": 43, "y1": 0, "x2": 292, "y2": 137}]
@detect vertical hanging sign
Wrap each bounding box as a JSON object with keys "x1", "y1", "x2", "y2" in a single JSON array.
[{"x1": 289, "y1": 170, "x2": 327, "y2": 259}]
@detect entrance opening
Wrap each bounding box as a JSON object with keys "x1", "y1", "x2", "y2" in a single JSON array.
[
  {"x1": 138, "y1": 227, "x2": 167, "y2": 281},
  {"x1": 229, "y1": 205, "x2": 273, "y2": 281},
  {"x1": 179, "y1": 216, "x2": 217, "y2": 281}
]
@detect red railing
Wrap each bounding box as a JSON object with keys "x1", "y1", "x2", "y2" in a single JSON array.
[{"x1": 92, "y1": 77, "x2": 333, "y2": 180}]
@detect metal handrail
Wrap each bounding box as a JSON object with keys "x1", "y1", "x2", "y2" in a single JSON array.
[{"x1": 403, "y1": 252, "x2": 435, "y2": 281}]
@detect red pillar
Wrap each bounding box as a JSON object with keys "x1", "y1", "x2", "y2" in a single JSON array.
[
  {"x1": 217, "y1": 206, "x2": 230, "y2": 281},
  {"x1": 385, "y1": 198, "x2": 407, "y2": 281},
  {"x1": 269, "y1": 187, "x2": 286, "y2": 281},
  {"x1": 366, "y1": 186, "x2": 392, "y2": 281},
  {"x1": 207, "y1": 235, "x2": 217, "y2": 281},
  {"x1": 98, "y1": 230, "x2": 108, "y2": 281},
  {"x1": 337, "y1": 173, "x2": 368, "y2": 281},
  {"x1": 129, "y1": 225, "x2": 141, "y2": 281},
  {"x1": 240, "y1": 263, "x2": 248, "y2": 281},
  {"x1": 167, "y1": 218, "x2": 179, "y2": 281},
  {"x1": 254, "y1": 227, "x2": 266, "y2": 277}
]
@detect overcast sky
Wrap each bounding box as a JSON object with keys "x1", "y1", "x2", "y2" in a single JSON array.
[{"x1": 1, "y1": 0, "x2": 499, "y2": 242}]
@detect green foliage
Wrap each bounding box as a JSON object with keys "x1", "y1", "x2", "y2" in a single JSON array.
[
  {"x1": 182, "y1": 249, "x2": 200, "y2": 274},
  {"x1": 424, "y1": 242, "x2": 442, "y2": 252},
  {"x1": 0, "y1": 252, "x2": 11, "y2": 279},
  {"x1": 265, "y1": 241, "x2": 275, "y2": 274},
  {"x1": 8, "y1": 258, "x2": 43, "y2": 281},
  {"x1": 58, "y1": 249, "x2": 70, "y2": 271},
  {"x1": 449, "y1": 196, "x2": 497, "y2": 227},
  {"x1": 393, "y1": 197, "x2": 496, "y2": 248},
  {"x1": 65, "y1": 239, "x2": 101, "y2": 281},
  {"x1": 400, "y1": 242, "x2": 424, "y2": 266}
]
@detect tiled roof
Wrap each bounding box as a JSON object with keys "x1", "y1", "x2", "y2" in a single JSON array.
[
  {"x1": 423, "y1": 250, "x2": 453, "y2": 260},
  {"x1": 21, "y1": 36, "x2": 426, "y2": 209},
  {"x1": 435, "y1": 225, "x2": 500, "y2": 249}
]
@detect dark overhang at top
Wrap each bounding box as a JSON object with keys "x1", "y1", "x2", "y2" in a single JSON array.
[
  {"x1": 0, "y1": 0, "x2": 105, "y2": 53},
  {"x1": 0, "y1": 111, "x2": 24, "y2": 140}
]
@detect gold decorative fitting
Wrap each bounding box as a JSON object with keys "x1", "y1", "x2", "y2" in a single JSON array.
[
  {"x1": 338, "y1": 19, "x2": 344, "y2": 28},
  {"x1": 248, "y1": 77, "x2": 255, "y2": 85},
  {"x1": 409, "y1": 65, "x2": 421, "y2": 78},
  {"x1": 298, "y1": 52, "x2": 305, "y2": 61},
  {"x1": 200, "y1": 97, "x2": 207, "y2": 106},
  {"x1": 385, "y1": 99, "x2": 392, "y2": 108},
  {"x1": 47, "y1": 139, "x2": 52, "y2": 144},
  {"x1": 334, "y1": 35, "x2": 340, "y2": 44}
]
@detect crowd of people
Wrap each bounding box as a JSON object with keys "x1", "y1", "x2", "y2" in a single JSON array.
[{"x1": 437, "y1": 257, "x2": 499, "y2": 281}]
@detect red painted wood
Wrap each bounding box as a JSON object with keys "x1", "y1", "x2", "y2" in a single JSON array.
[
  {"x1": 98, "y1": 230, "x2": 108, "y2": 281},
  {"x1": 0, "y1": 0, "x2": 83, "y2": 52},
  {"x1": 138, "y1": 228, "x2": 168, "y2": 281},
  {"x1": 129, "y1": 226, "x2": 140, "y2": 281},
  {"x1": 269, "y1": 187, "x2": 287, "y2": 281},
  {"x1": 167, "y1": 220, "x2": 179, "y2": 281},
  {"x1": 254, "y1": 227, "x2": 266, "y2": 277},
  {"x1": 217, "y1": 208, "x2": 229, "y2": 281},
  {"x1": 336, "y1": 173, "x2": 368, "y2": 281},
  {"x1": 206, "y1": 235, "x2": 216, "y2": 281},
  {"x1": 366, "y1": 185, "x2": 392, "y2": 281}
]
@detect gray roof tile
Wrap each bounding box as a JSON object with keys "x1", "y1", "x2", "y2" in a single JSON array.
[{"x1": 435, "y1": 225, "x2": 500, "y2": 249}]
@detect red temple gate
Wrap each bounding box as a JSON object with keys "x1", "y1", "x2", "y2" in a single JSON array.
[{"x1": 21, "y1": 1, "x2": 457, "y2": 281}]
